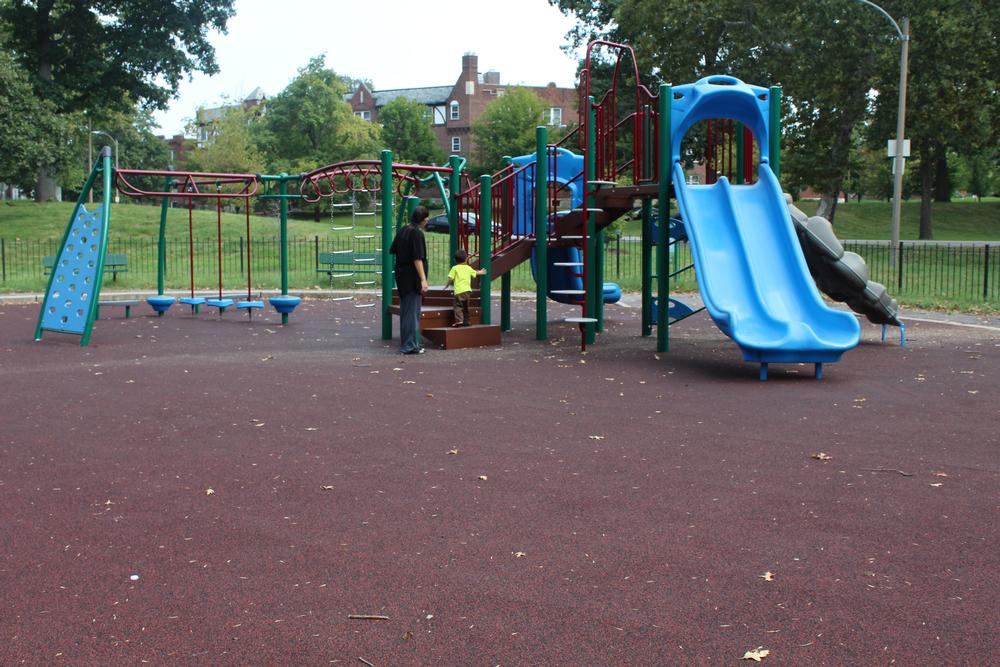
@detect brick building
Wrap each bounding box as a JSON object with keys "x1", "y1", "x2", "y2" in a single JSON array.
[{"x1": 347, "y1": 53, "x2": 576, "y2": 161}]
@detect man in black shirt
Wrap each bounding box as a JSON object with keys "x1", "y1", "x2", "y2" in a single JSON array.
[{"x1": 389, "y1": 205, "x2": 429, "y2": 354}]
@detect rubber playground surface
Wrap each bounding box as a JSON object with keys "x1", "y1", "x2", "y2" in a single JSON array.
[{"x1": 1, "y1": 295, "x2": 997, "y2": 665}]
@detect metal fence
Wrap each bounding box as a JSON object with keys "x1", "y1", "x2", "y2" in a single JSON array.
[{"x1": 1, "y1": 235, "x2": 997, "y2": 307}]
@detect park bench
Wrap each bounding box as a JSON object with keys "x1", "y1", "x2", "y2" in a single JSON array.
[
  {"x1": 317, "y1": 251, "x2": 381, "y2": 286},
  {"x1": 43, "y1": 253, "x2": 129, "y2": 280}
]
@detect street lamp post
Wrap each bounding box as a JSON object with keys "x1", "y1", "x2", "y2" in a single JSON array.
[
  {"x1": 91, "y1": 130, "x2": 120, "y2": 203},
  {"x1": 852, "y1": 0, "x2": 909, "y2": 255}
]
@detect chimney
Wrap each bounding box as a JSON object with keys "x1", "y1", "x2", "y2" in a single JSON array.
[
  {"x1": 462, "y1": 52, "x2": 478, "y2": 83},
  {"x1": 483, "y1": 70, "x2": 500, "y2": 85}
]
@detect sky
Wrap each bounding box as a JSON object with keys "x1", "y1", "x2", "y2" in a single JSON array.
[{"x1": 152, "y1": 0, "x2": 585, "y2": 137}]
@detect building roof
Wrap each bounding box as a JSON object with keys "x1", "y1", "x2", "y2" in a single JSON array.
[
  {"x1": 372, "y1": 86, "x2": 454, "y2": 107},
  {"x1": 244, "y1": 86, "x2": 266, "y2": 102}
]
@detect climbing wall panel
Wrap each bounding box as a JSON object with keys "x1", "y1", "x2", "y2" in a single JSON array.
[{"x1": 39, "y1": 204, "x2": 105, "y2": 335}]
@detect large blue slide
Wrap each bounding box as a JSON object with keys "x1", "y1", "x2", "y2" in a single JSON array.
[{"x1": 670, "y1": 76, "x2": 860, "y2": 375}]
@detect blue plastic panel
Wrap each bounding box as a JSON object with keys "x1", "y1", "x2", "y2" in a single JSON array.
[{"x1": 40, "y1": 204, "x2": 104, "y2": 334}]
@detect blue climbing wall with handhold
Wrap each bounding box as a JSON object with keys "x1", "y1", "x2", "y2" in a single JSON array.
[{"x1": 39, "y1": 204, "x2": 106, "y2": 335}]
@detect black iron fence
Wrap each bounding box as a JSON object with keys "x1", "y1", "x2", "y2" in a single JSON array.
[{"x1": 1, "y1": 235, "x2": 997, "y2": 307}]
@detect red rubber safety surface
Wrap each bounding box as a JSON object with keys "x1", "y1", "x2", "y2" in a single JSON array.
[{"x1": 1, "y1": 299, "x2": 997, "y2": 665}]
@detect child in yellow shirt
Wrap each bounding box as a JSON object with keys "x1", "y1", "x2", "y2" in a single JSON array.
[{"x1": 445, "y1": 249, "x2": 486, "y2": 327}]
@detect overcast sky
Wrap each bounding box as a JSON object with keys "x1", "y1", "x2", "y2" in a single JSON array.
[{"x1": 152, "y1": 0, "x2": 585, "y2": 136}]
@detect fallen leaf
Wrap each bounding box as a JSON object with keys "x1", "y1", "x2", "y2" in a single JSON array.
[
  {"x1": 261, "y1": 355, "x2": 273, "y2": 362},
  {"x1": 477, "y1": 475, "x2": 488, "y2": 481},
  {"x1": 741, "y1": 647, "x2": 770, "y2": 661},
  {"x1": 588, "y1": 435, "x2": 605, "y2": 440},
  {"x1": 929, "y1": 483, "x2": 943, "y2": 487},
  {"x1": 759, "y1": 571, "x2": 775, "y2": 582},
  {"x1": 402, "y1": 630, "x2": 413, "y2": 640},
  {"x1": 513, "y1": 551, "x2": 526, "y2": 558},
  {"x1": 811, "y1": 452, "x2": 832, "y2": 461},
  {"x1": 426, "y1": 393, "x2": 434, "y2": 398},
  {"x1": 447, "y1": 449, "x2": 459, "y2": 455},
  {"x1": 305, "y1": 427, "x2": 318, "y2": 431},
  {"x1": 321, "y1": 486, "x2": 334, "y2": 491},
  {"x1": 206, "y1": 488, "x2": 215, "y2": 496},
  {"x1": 932, "y1": 472, "x2": 948, "y2": 477}
]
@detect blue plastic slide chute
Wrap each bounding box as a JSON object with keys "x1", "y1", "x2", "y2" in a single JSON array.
[
  {"x1": 670, "y1": 76, "x2": 860, "y2": 374},
  {"x1": 510, "y1": 149, "x2": 622, "y2": 304}
]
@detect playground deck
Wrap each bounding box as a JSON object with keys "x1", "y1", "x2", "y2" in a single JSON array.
[{"x1": 1, "y1": 298, "x2": 997, "y2": 664}]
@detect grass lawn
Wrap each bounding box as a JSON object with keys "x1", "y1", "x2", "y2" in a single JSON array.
[
  {"x1": 2, "y1": 198, "x2": 998, "y2": 313},
  {"x1": 615, "y1": 197, "x2": 1000, "y2": 241}
]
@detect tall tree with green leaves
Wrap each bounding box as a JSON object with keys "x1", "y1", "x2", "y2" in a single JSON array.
[
  {"x1": 867, "y1": 1, "x2": 1000, "y2": 238},
  {"x1": 0, "y1": 48, "x2": 72, "y2": 192},
  {"x1": 379, "y1": 97, "x2": 445, "y2": 165},
  {"x1": 554, "y1": 0, "x2": 891, "y2": 222},
  {"x1": 471, "y1": 88, "x2": 548, "y2": 172},
  {"x1": 0, "y1": 0, "x2": 236, "y2": 200},
  {"x1": 257, "y1": 56, "x2": 381, "y2": 174},
  {"x1": 185, "y1": 106, "x2": 265, "y2": 175}
]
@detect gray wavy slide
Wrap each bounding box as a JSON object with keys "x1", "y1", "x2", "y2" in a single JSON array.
[{"x1": 785, "y1": 196, "x2": 901, "y2": 327}]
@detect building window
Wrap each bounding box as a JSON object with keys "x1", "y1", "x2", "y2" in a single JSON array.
[
  {"x1": 433, "y1": 106, "x2": 447, "y2": 125},
  {"x1": 451, "y1": 136, "x2": 461, "y2": 153},
  {"x1": 545, "y1": 107, "x2": 563, "y2": 126},
  {"x1": 450, "y1": 101, "x2": 460, "y2": 120},
  {"x1": 354, "y1": 110, "x2": 371, "y2": 121}
]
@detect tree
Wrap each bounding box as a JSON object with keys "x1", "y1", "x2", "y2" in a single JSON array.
[
  {"x1": 556, "y1": 0, "x2": 890, "y2": 223},
  {"x1": 258, "y1": 56, "x2": 381, "y2": 175},
  {"x1": 379, "y1": 97, "x2": 445, "y2": 165},
  {"x1": 185, "y1": 106, "x2": 265, "y2": 175},
  {"x1": 0, "y1": 0, "x2": 236, "y2": 200},
  {"x1": 0, "y1": 48, "x2": 73, "y2": 192},
  {"x1": 868, "y1": 1, "x2": 1000, "y2": 238},
  {"x1": 471, "y1": 88, "x2": 548, "y2": 171}
]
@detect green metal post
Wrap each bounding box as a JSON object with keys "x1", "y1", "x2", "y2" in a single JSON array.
[
  {"x1": 501, "y1": 155, "x2": 513, "y2": 332},
  {"x1": 448, "y1": 154, "x2": 462, "y2": 264},
  {"x1": 479, "y1": 174, "x2": 492, "y2": 325},
  {"x1": 657, "y1": 85, "x2": 672, "y2": 353},
  {"x1": 380, "y1": 149, "x2": 394, "y2": 340},
  {"x1": 584, "y1": 97, "x2": 598, "y2": 345},
  {"x1": 641, "y1": 197, "x2": 653, "y2": 336},
  {"x1": 534, "y1": 128, "x2": 548, "y2": 340},
  {"x1": 156, "y1": 174, "x2": 173, "y2": 295},
  {"x1": 80, "y1": 149, "x2": 114, "y2": 347},
  {"x1": 768, "y1": 86, "x2": 782, "y2": 179}
]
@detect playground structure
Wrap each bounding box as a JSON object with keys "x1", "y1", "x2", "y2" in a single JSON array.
[{"x1": 35, "y1": 39, "x2": 901, "y2": 378}]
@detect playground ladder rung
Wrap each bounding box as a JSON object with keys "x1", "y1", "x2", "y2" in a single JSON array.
[
  {"x1": 558, "y1": 235, "x2": 583, "y2": 240},
  {"x1": 354, "y1": 212, "x2": 375, "y2": 217},
  {"x1": 333, "y1": 272, "x2": 355, "y2": 278},
  {"x1": 354, "y1": 303, "x2": 376, "y2": 308},
  {"x1": 553, "y1": 262, "x2": 584, "y2": 267},
  {"x1": 588, "y1": 180, "x2": 617, "y2": 186},
  {"x1": 550, "y1": 289, "x2": 586, "y2": 295},
  {"x1": 353, "y1": 234, "x2": 376, "y2": 239},
  {"x1": 571, "y1": 208, "x2": 604, "y2": 213},
  {"x1": 354, "y1": 258, "x2": 376, "y2": 263},
  {"x1": 564, "y1": 316, "x2": 598, "y2": 323},
  {"x1": 331, "y1": 203, "x2": 353, "y2": 208},
  {"x1": 332, "y1": 226, "x2": 354, "y2": 231},
  {"x1": 331, "y1": 250, "x2": 352, "y2": 254},
  {"x1": 331, "y1": 296, "x2": 353, "y2": 301},
  {"x1": 353, "y1": 280, "x2": 376, "y2": 286}
]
